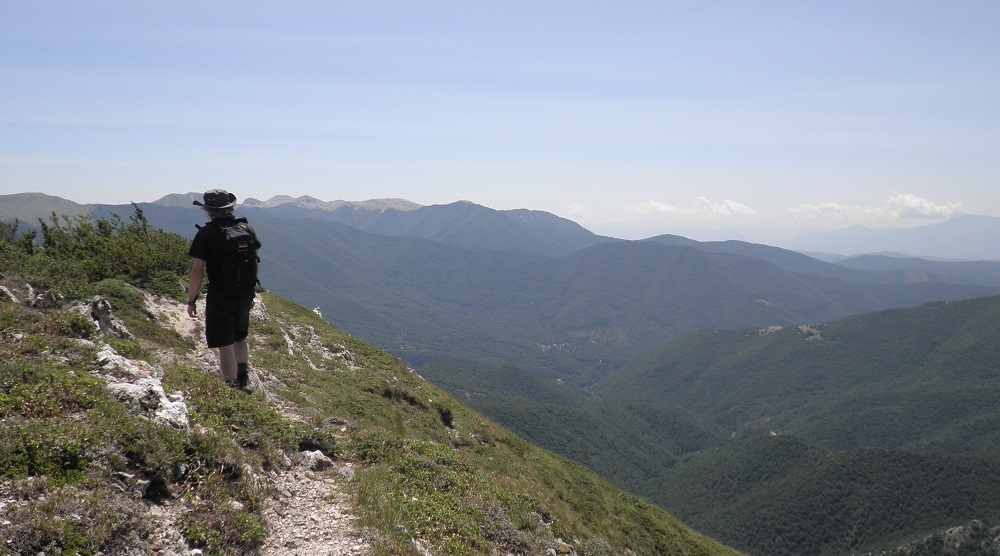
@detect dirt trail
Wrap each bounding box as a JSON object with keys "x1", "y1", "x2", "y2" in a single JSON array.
[
  {"x1": 150, "y1": 296, "x2": 370, "y2": 556},
  {"x1": 260, "y1": 466, "x2": 368, "y2": 555}
]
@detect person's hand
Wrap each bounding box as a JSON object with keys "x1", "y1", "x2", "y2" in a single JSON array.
[{"x1": 187, "y1": 302, "x2": 198, "y2": 318}]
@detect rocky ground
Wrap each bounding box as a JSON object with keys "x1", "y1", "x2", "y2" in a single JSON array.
[
  {"x1": 133, "y1": 295, "x2": 372, "y2": 555},
  {"x1": 138, "y1": 458, "x2": 368, "y2": 556},
  {"x1": 260, "y1": 465, "x2": 368, "y2": 556}
]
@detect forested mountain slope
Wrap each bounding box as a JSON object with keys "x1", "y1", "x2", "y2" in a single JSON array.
[
  {"x1": 596, "y1": 294, "x2": 1000, "y2": 451},
  {"x1": 593, "y1": 295, "x2": 1000, "y2": 555},
  {"x1": 244, "y1": 213, "x2": 1000, "y2": 385}
]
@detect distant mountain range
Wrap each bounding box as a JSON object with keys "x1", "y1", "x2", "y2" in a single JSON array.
[
  {"x1": 785, "y1": 214, "x2": 1000, "y2": 260},
  {"x1": 4, "y1": 191, "x2": 1000, "y2": 383},
  {"x1": 8, "y1": 191, "x2": 1000, "y2": 260},
  {"x1": 154, "y1": 192, "x2": 614, "y2": 257},
  {"x1": 0, "y1": 192, "x2": 91, "y2": 222}
]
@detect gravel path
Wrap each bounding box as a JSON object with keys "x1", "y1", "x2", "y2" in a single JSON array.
[{"x1": 260, "y1": 466, "x2": 369, "y2": 556}]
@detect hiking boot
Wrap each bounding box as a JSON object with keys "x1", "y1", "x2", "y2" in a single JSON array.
[{"x1": 237, "y1": 367, "x2": 249, "y2": 390}]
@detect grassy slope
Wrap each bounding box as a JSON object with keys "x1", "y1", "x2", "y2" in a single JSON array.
[{"x1": 0, "y1": 279, "x2": 739, "y2": 555}]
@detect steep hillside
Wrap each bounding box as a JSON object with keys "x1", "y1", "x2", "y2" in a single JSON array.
[
  {"x1": 592, "y1": 295, "x2": 1000, "y2": 555},
  {"x1": 0, "y1": 210, "x2": 738, "y2": 555}
]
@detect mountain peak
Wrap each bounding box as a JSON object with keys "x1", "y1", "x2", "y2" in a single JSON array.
[
  {"x1": 151, "y1": 192, "x2": 202, "y2": 208},
  {"x1": 0, "y1": 192, "x2": 90, "y2": 222},
  {"x1": 241, "y1": 195, "x2": 422, "y2": 212}
]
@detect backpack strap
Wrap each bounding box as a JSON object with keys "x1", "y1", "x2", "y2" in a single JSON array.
[{"x1": 197, "y1": 216, "x2": 248, "y2": 232}]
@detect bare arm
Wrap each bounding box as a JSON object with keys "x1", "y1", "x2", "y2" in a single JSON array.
[{"x1": 188, "y1": 258, "x2": 205, "y2": 317}]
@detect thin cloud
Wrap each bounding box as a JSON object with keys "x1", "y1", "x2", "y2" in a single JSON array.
[
  {"x1": 785, "y1": 202, "x2": 884, "y2": 220},
  {"x1": 631, "y1": 200, "x2": 684, "y2": 215},
  {"x1": 886, "y1": 193, "x2": 964, "y2": 218},
  {"x1": 695, "y1": 197, "x2": 757, "y2": 217},
  {"x1": 629, "y1": 197, "x2": 756, "y2": 217},
  {"x1": 787, "y1": 192, "x2": 965, "y2": 220},
  {"x1": 560, "y1": 202, "x2": 594, "y2": 218}
]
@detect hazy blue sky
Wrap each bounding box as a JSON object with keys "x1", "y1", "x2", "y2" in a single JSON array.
[{"x1": 2, "y1": 1, "x2": 998, "y2": 240}]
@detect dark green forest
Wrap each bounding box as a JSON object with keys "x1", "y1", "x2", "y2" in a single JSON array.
[
  {"x1": 657, "y1": 436, "x2": 1000, "y2": 555},
  {"x1": 596, "y1": 296, "x2": 1000, "y2": 452}
]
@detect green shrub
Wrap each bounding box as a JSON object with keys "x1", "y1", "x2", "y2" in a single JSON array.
[{"x1": 0, "y1": 206, "x2": 189, "y2": 300}]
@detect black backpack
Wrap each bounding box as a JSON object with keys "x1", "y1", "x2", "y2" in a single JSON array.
[{"x1": 210, "y1": 218, "x2": 259, "y2": 296}]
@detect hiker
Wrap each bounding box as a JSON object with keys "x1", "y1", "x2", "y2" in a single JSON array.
[{"x1": 186, "y1": 189, "x2": 262, "y2": 390}]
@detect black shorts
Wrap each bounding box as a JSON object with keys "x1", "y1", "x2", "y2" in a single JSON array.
[{"x1": 204, "y1": 291, "x2": 255, "y2": 348}]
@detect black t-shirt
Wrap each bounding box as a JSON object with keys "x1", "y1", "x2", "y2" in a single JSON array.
[{"x1": 188, "y1": 215, "x2": 262, "y2": 294}]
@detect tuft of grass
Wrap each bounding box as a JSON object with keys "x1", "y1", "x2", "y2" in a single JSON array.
[
  {"x1": 43, "y1": 308, "x2": 95, "y2": 339},
  {"x1": 434, "y1": 401, "x2": 455, "y2": 429},
  {"x1": 179, "y1": 470, "x2": 269, "y2": 553}
]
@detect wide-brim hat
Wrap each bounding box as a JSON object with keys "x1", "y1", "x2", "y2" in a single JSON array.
[{"x1": 193, "y1": 189, "x2": 237, "y2": 210}]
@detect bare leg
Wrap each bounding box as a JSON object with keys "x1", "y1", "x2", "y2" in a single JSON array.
[
  {"x1": 218, "y1": 343, "x2": 238, "y2": 381},
  {"x1": 234, "y1": 339, "x2": 249, "y2": 366}
]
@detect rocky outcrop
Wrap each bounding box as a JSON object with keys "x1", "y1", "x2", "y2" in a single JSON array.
[
  {"x1": 31, "y1": 289, "x2": 58, "y2": 309},
  {"x1": 300, "y1": 450, "x2": 335, "y2": 472},
  {"x1": 0, "y1": 285, "x2": 19, "y2": 303},
  {"x1": 96, "y1": 343, "x2": 190, "y2": 430},
  {"x1": 68, "y1": 295, "x2": 132, "y2": 339},
  {"x1": 251, "y1": 297, "x2": 269, "y2": 325},
  {"x1": 89, "y1": 296, "x2": 133, "y2": 339},
  {"x1": 281, "y1": 323, "x2": 356, "y2": 371}
]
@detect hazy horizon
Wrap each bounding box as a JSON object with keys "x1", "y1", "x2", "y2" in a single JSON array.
[
  {"x1": 5, "y1": 189, "x2": 994, "y2": 259},
  {"x1": 3, "y1": 1, "x2": 998, "y2": 243}
]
